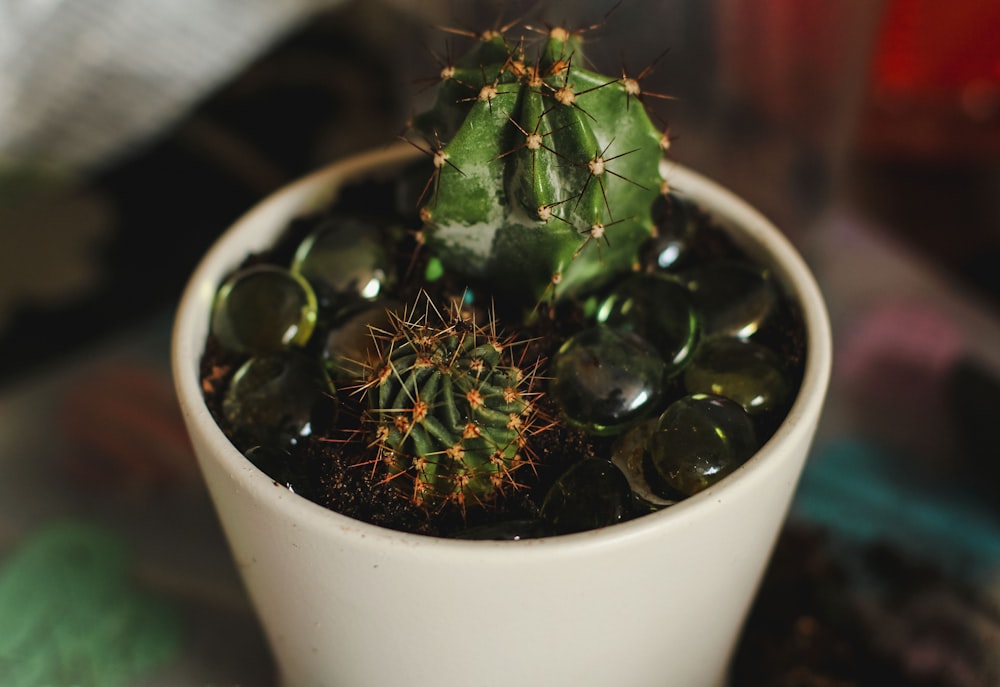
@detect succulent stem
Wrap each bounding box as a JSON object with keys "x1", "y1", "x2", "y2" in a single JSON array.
[{"x1": 409, "y1": 22, "x2": 667, "y2": 304}]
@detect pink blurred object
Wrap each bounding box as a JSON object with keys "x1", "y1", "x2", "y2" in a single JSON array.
[
  {"x1": 839, "y1": 302, "x2": 965, "y2": 390},
  {"x1": 836, "y1": 302, "x2": 966, "y2": 464}
]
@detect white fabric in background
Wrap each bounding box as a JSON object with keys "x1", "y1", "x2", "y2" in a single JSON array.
[{"x1": 0, "y1": 0, "x2": 346, "y2": 171}]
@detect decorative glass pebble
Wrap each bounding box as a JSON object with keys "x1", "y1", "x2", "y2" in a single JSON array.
[
  {"x1": 245, "y1": 444, "x2": 305, "y2": 491},
  {"x1": 291, "y1": 216, "x2": 393, "y2": 308},
  {"x1": 683, "y1": 337, "x2": 791, "y2": 416},
  {"x1": 321, "y1": 299, "x2": 403, "y2": 379},
  {"x1": 611, "y1": 419, "x2": 677, "y2": 509},
  {"x1": 551, "y1": 325, "x2": 667, "y2": 435},
  {"x1": 539, "y1": 459, "x2": 633, "y2": 535},
  {"x1": 647, "y1": 394, "x2": 757, "y2": 497},
  {"x1": 596, "y1": 273, "x2": 699, "y2": 375},
  {"x1": 197, "y1": 151, "x2": 813, "y2": 539},
  {"x1": 682, "y1": 259, "x2": 776, "y2": 339},
  {"x1": 222, "y1": 352, "x2": 335, "y2": 450},
  {"x1": 211, "y1": 264, "x2": 317, "y2": 354},
  {"x1": 641, "y1": 192, "x2": 700, "y2": 270},
  {"x1": 453, "y1": 519, "x2": 550, "y2": 540}
]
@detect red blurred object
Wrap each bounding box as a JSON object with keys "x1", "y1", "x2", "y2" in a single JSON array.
[
  {"x1": 59, "y1": 362, "x2": 198, "y2": 495},
  {"x1": 859, "y1": 0, "x2": 1000, "y2": 160},
  {"x1": 715, "y1": 0, "x2": 878, "y2": 141}
]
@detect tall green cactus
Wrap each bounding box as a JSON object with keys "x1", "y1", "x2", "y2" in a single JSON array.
[
  {"x1": 360, "y1": 294, "x2": 541, "y2": 508},
  {"x1": 409, "y1": 25, "x2": 667, "y2": 302}
]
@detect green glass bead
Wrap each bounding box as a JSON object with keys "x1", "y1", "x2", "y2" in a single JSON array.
[
  {"x1": 539, "y1": 459, "x2": 633, "y2": 535},
  {"x1": 222, "y1": 352, "x2": 335, "y2": 450},
  {"x1": 551, "y1": 325, "x2": 667, "y2": 435},
  {"x1": 610, "y1": 419, "x2": 677, "y2": 509},
  {"x1": 641, "y1": 192, "x2": 700, "y2": 271},
  {"x1": 682, "y1": 259, "x2": 776, "y2": 339},
  {"x1": 211, "y1": 264, "x2": 317, "y2": 354},
  {"x1": 291, "y1": 216, "x2": 393, "y2": 308},
  {"x1": 648, "y1": 394, "x2": 757, "y2": 497},
  {"x1": 684, "y1": 337, "x2": 791, "y2": 416},
  {"x1": 596, "y1": 273, "x2": 699, "y2": 375}
]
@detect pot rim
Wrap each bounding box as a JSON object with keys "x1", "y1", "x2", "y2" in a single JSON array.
[{"x1": 172, "y1": 142, "x2": 832, "y2": 556}]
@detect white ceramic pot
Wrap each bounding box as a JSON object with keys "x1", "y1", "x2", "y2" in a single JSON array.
[{"x1": 172, "y1": 143, "x2": 832, "y2": 687}]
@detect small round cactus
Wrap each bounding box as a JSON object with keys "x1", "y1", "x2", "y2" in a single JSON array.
[
  {"x1": 358, "y1": 293, "x2": 543, "y2": 508},
  {"x1": 409, "y1": 22, "x2": 667, "y2": 303}
]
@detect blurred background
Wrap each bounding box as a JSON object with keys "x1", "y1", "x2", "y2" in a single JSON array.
[{"x1": 1, "y1": 0, "x2": 999, "y2": 684}]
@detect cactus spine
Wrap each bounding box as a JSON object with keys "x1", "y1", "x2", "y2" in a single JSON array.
[
  {"x1": 410, "y1": 24, "x2": 667, "y2": 302},
  {"x1": 360, "y1": 294, "x2": 541, "y2": 507}
]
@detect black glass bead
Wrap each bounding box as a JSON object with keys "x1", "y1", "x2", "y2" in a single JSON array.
[
  {"x1": 539, "y1": 459, "x2": 633, "y2": 535},
  {"x1": 245, "y1": 444, "x2": 306, "y2": 491},
  {"x1": 551, "y1": 325, "x2": 667, "y2": 435},
  {"x1": 596, "y1": 273, "x2": 699, "y2": 375},
  {"x1": 682, "y1": 259, "x2": 776, "y2": 339},
  {"x1": 642, "y1": 192, "x2": 701, "y2": 271},
  {"x1": 321, "y1": 299, "x2": 403, "y2": 379},
  {"x1": 453, "y1": 519, "x2": 551, "y2": 540},
  {"x1": 222, "y1": 352, "x2": 335, "y2": 450}
]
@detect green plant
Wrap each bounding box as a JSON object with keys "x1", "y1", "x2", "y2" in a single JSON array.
[
  {"x1": 408, "y1": 21, "x2": 668, "y2": 303},
  {"x1": 203, "y1": 12, "x2": 807, "y2": 536},
  {"x1": 357, "y1": 293, "x2": 542, "y2": 508},
  {"x1": 344, "y1": 17, "x2": 671, "y2": 511}
]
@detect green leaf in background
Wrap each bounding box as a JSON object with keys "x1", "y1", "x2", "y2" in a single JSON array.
[{"x1": 0, "y1": 522, "x2": 183, "y2": 687}]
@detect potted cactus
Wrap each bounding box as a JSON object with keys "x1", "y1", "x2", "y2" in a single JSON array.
[{"x1": 173, "y1": 18, "x2": 831, "y2": 687}]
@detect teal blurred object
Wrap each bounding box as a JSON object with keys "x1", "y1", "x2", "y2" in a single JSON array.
[
  {"x1": 794, "y1": 437, "x2": 1000, "y2": 581},
  {"x1": 0, "y1": 522, "x2": 183, "y2": 687}
]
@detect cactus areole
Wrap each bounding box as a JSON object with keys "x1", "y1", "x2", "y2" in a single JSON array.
[{"x1": 409, "y1": 26, "x2": 666, "y2": 302}]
